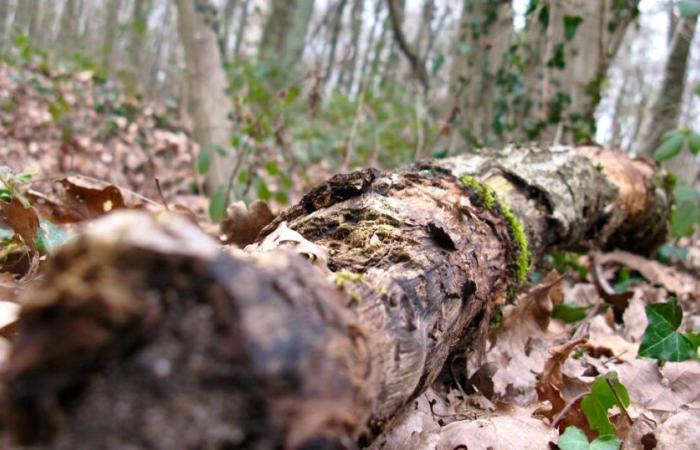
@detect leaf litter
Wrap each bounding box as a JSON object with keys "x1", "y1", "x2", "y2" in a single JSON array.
[{"x1": 1, "y1": 61, "x2": 700, "y2": 449}]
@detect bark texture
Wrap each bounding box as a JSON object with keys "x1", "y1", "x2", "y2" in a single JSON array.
[
  {"x1": 174, "y1": 0, "x2": 234, "y2": 192},
  {"x1": 636, "y1": 15, "x2": 697, "y2": 159},
  {"x1": 0, "y1": 146, "x2": 669, "y2": 449}
]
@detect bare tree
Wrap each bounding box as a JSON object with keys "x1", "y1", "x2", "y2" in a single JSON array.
[{"x1": 174, "y1": 0, "x2": 234, "y2": 192}]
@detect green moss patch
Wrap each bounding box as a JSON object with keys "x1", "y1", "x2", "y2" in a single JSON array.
[{"x1": 461, "y1": 176, "x2": 531, "y2": 286}]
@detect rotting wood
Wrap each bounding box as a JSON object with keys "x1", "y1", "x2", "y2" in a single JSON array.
[{"x1": 0, "y1": 145, "x2": 669, "y2": 449}]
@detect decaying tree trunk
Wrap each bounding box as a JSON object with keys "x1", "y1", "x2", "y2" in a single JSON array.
[{"x1": 0, "y1": 146, "x2": 669, "y2": 449}]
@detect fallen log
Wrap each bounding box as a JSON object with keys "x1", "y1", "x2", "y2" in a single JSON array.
[{"x1": 0, "y1": 145, "x2": 669, "y2": 449}]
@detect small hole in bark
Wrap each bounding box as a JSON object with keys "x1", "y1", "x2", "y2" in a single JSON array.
[
  {"x1": 462, "y1": 281, "x2": 476, "y2": 301},
  {"x1": 427, "y1": 223, "x2": 457, "y2": 251}
]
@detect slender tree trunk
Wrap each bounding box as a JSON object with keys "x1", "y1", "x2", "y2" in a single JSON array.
[
  {"x1": 259, "y1": 0, "x2": 314, "y2": 69},
  {"x1": 221, "y1": 0, "x2": 237, "y2": 56},
  {"x1": 101, "y1": 0, "x2": 123, "y2": 70},
  {"x1": 338, "y1": 0, "x2": 363, "y2": 94},
  {"x1": 57, "y1": 0, "x2": 79, "y2": 50},
  {"x1": 635, "y1": 15, "x2": 698, "y2": 159},
  {"x1": 324, "y1": 0, "x2": 349, "y2": 87},
  {"x1": 11, "y1": 0, "x2": 33, "y2": 34},
  {"x1": 127, "y1": 0, "x2": 151, "y2": 91},
  {"x1": 386, "y1": 0, "x2": 429, "y2": 91},
  {"x1": 233, "y1": 0, "x2": 249, "y2": 57},
  {"x1": 0, "y1": 0, "x2": 8, "y2": 37},
  {"x1": 28, "y1": 0, "x2": 42, "y2": 41},
  {"x1": 174, "y1": 0, "x2": 234, "y2": 192},
  {"x1": 356, "y1": 0, "x2": 383, "y2": 95},
  {"x1": 0, "y1": 146, "x2": 669, "y2": 449}
]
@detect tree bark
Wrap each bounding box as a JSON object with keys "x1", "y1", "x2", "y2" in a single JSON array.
[
  {"x1": 57, "y1": 0, "x2": 79, "y2": 51},
  {"x1": 100, "y1": 0, "x2": 122, "y2": 69},
  {"x1": 386, "y1": 0, "x2": 429, "y2": 91},
  {"x1": 635, "y1": 14, "x2": 697, "y2": 168},
  {"x1": 259, "y1": 0, "x2": 315, "y2": 69},
  {"x1": 0, "y1": 146, "x2": 669, "y2": 449},
  {"x1": 174, "y1": 0, "x2": 234, "y2": 193},
  {"x1": 324, "y1": 0, "x2": 349, "y2": 87}
]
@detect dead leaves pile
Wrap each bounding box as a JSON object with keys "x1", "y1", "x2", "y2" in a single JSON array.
[
  {"x1": 372, "y1": 255, "x2": 700, "y2": 450},
  {"x1": 0, "y1": 63, "x2": 196, "y2": 202}
]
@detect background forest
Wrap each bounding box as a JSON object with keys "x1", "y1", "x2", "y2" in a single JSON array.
[
  {"x1": 1, "y1": 0, "x2": 700, "y2": 222},
  {"x1": 1, "y1": 2, "x2": 700, "y2": 450}
]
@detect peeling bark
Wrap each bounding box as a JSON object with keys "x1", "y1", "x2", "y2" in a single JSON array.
[{"x1": 0, "y1": 146, "x2": 669, "y2": 449}]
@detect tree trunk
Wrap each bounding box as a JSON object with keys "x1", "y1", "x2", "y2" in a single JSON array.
[
  {"x1": 635, "y1": 15, "x2": 697, "y2": 167},
  {"x1": 221, "y1": 0, "x2": 237, "y2": 57},
  {"x1": 0, "y1": 145, "x2": 669, "y2": 449},
  {"x1": 259, "y1": 0, "x2": 314, "y2": 69},
  {"x1": 28, "y1": 0, "x2": 42, "y2": 42},
  {"x1": 356, "y1": 0, "x2": 383, "y2": 95},
  {"x1": 338, "y1": 0, "x2": 363, "y2": 94},
  {"x1": 447, "y1": 0, "x2": 515, "y2": 147},
  {"x1": 174, "y1": 0, "x2": 234, "y2": 193},
  {"x1": 233, "y1": 0, "x2": 249, "y2": 57},
  {"x1": 126, "y1": 0, "x2": 151, "y2": 91},
  {"x1": 324, "y1": 0, "x2": 349, "y2": 87},
  {"x1": 0, "y1": 0, "x2": 8, "y2": 36},
  {"x1": 57, "y1": 0, "x2": 79, "y2": 50},
  {"x1": 101, "y1": 0, "x2": 122, "y2": 70},
  {"x1": 386, "y1": 0, "x2": 429, "y2": 91}
]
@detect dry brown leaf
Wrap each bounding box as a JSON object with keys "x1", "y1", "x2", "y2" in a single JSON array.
[
  {"x1": 220, "y1": 200, "x2": 275, "y2": 247},
  {"x1": 600, "y1": 250, "x2": 700, "y2": 297},
  {"x1": 655, "y1": 410, "x2": 700, "y2": 450},
  {"x1": 248, "y1": 221, "x2": 328, "y2": 268},
  {"x1": 436, "y1": 403, "x2": 558, "y2": 450},
  {"x1": 1, "y1": 197, "x2": 39, "y2": 246},
  {"x1": 482, "y1": 271, "x2": 568, "y2": 404}
]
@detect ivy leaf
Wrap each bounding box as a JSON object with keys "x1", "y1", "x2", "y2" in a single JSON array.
[
  {"x1": 196, "y1": 146, "x2": 211, "y2": 175},
  {"x1": 580, "y1": 373, "x2": 629, "y2": 436},
  {"x1": 638, "y1": 298, "x2": 699, "y2": 361},
  {"x1": 558, "y1": 426, "x2": 620, "y2": 450},
  {"x1": 564, "y1": 16, "x2": 584, "y2": 40},
  {"x1": 680, "y1": 0, "x2": 700, "y2": 17},
  {"x1": 208, "y1": 186, "x2": 228, "y2": 223},
  {"x1": 35, "y1": 220, "x2": 73, "y2": 253},
  {"x1": 654, "y1": 131, "x2": 685, "y2": 161},
  {"x1": 688, "y1": 132, "x2": 700, "y2": 155},
  {"x1": 552, "y1": 303, "x2": 589, "y2": 323}
]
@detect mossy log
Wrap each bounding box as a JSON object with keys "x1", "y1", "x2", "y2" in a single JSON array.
[{"x1": 0, "y1": 145, "x2": 669, "y2": 449}]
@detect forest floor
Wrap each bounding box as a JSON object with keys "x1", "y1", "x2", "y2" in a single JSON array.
[{"x1": 1, "y1": 62, "x2": 699, "y2": 449}]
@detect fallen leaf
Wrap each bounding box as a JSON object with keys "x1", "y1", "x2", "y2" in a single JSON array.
[
  {"x1": 248, "y1": 221, "x2": 328, "y2": 268},
  {"x1": 220, "y1": 200, "x2": 275, "y2": 247},
  {"x1": 436, "y1": 403, "x2": 558, "y2": 450},
  {"x1": 599, "y1": 251, "x2": 700, "y2": 297},
  {"x1": 1, "y1": 197, "x2": 39, "y2": 246}
]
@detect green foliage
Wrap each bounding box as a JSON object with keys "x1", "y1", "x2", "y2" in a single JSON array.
[
  {"x1": 680, "y1": 0, "x2": 700, "y2": 17},
  {"x1": 552, "y1": 303, "x2": 590, "y2": 323},
  {"x1": 547, "y1": 43, "x2": 566, "y2": 69},
  {"x1": 656, "y1": 244, "x2": 689, "y2": 264},
  {"x1": 208, "y1": 186, "x2": 228, "y2": 223},
  {"x1": 638, "y1": 298, "x2": 699, "y2": 362},
  {"x1": 564, "y1": 16, "x2": 584, "y2": 40},
  {"x1": 670, "y1": 184, "x2": 700, "y2": 238},
  {"x1": 36, "y1": 220, "x2": 73, "y2": 253},
  {"x1": 548, "y1": 251, "x2": 588, "y2": 279},
  {"x1": 581, "y1": 372, "x2": 630, "y2": 437},
  {"x1": 196, "y1": 146, "x2": 211, "y2": 175},
  {"x1": 558, "y1": 426, "x2": 620, "y2": 450},
  {"x1": 655, "y1": 129, "x2": 700, "y2": 161}
]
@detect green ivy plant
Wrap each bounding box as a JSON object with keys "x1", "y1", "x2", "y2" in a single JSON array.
[
  {"x1": 638, "y1": 298, "x2": 700, "y2": 362},
  {"x1": 558, "y1": 372, "x2": 630, "y2": 450}
]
